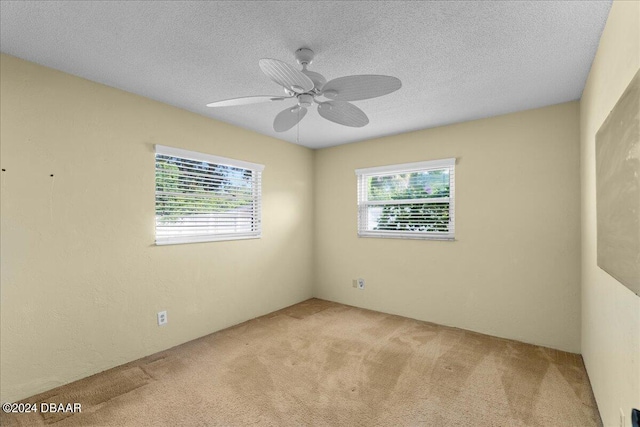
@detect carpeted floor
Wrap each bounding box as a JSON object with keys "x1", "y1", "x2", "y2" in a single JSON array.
[{"x1": 2, "y1": 298, "x2": 601, "y2": 426}]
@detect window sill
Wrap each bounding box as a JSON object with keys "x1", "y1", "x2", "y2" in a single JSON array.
[
  {"x1": 155, "y1": 234, "x2": 261, "y2": 245},
  {"x1": 358, "y1": 231, "x2": 455, "y2": 241}
]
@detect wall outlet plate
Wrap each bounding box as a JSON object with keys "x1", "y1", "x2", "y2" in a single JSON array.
[
  {"x1": 357, "y1": 278, "x2": 365, "y2": 289},
  {"x1": 157, "y1": 310, "x2": 167, "y2": 326}
]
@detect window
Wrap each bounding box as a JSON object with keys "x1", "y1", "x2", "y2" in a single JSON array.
[
  {"x1": 155, "y1": 145, "x2": 264, "y2": 245},
  {"x1": 356, "y1": 158, "x2": 455, "y2": 240}
]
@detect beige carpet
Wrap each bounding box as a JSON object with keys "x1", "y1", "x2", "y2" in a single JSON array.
[{"x1": 2, "y1": 298, "x2": 601, "y2": 426}]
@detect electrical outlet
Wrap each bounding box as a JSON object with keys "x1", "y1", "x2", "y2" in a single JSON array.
[
  {"x1": 352, "y1": 279, "x2": 358, "y2": 288},
  {"x1": 157, "y1": 310, "x2": 167, "y2": 326},
  {"x1": 357, "y1": 278, "x2": 365, "y2": 289},
  {"x1": 619, "y1": 408, "x2": 625, "y2": 427}
]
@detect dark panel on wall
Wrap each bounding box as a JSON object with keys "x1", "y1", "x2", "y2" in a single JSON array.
[{"x1": 596, "y1": 69, "x2": 640, "y2": 295}]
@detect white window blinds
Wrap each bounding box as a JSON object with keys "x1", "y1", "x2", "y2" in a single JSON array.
[
  {"x1": 356, "y1": 158, "x2": 456, "y2": 240},
  {"x1": 155, "y1": 145, "x2": 264, "y2": 245}
]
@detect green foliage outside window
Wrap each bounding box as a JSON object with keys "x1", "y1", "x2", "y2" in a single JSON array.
[
  {"x1": 155, "y1": 156, "x2": 253, "y2": 223},
  {"x1": 369, "y1": 170, "x2": 450, "y2": 232}
]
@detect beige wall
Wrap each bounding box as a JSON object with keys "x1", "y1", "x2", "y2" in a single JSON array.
[
  {"x1": 314, "y1": 102, "x2": 582, "y2": 353},
  {"x1": 580, "y1": 1, "x2": 640, "y2": 425},
  {"x1": 0, "y1": 54, "x2": 315, "y2": 402}
]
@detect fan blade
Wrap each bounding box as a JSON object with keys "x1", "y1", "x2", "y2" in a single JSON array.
[
  {"x1": 322, "y1": 75, "x2": 401, "y2": 101},
  {"x1": 259, "y1": 58, "x2": 314, "y2": 94},
  {"x1": 317, "y1": 101, "x2": 369, "y2": 128},
  {"x1": 301, "y1": 69, "x2": 327, "y2": 90},
  {"x1": 206, "y1": 95, "x2": 290, "y2": 107},
  {"x1": 274, "y1": 105, "x2": 307, "y2": 132}
]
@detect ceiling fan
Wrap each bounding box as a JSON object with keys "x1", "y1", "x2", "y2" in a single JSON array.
[{"x1": 206, "y1": 48, "x2": 402, "y2": 132}]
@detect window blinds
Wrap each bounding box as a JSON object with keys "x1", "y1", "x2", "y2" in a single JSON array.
[
  {"x1": 356, "y1": 158, "x2": 455, "y2": 240},
  {"x1": 155, "y1": 145, "x2": 264, "y2": 245}
]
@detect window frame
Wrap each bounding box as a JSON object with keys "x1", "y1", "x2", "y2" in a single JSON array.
[
  {"x1": 355, "y1": 158, "x2": 456, "y2": 241},
  {"x1": 154, "y1": 145, "x2": 264, "y2": 245}
]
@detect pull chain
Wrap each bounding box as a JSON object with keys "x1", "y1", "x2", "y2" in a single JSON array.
[{"x1": 297, "y1": 107, "x2": 300, "y2": 145}]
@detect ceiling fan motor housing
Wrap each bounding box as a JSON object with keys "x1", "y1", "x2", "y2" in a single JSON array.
[{"x1": 298, "y1": 93, "x2": 314, "y2": 107}]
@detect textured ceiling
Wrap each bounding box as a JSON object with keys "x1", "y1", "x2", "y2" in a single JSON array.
[{"x1": 0, "y1": 1, "x2": 611, "y2": 149}]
